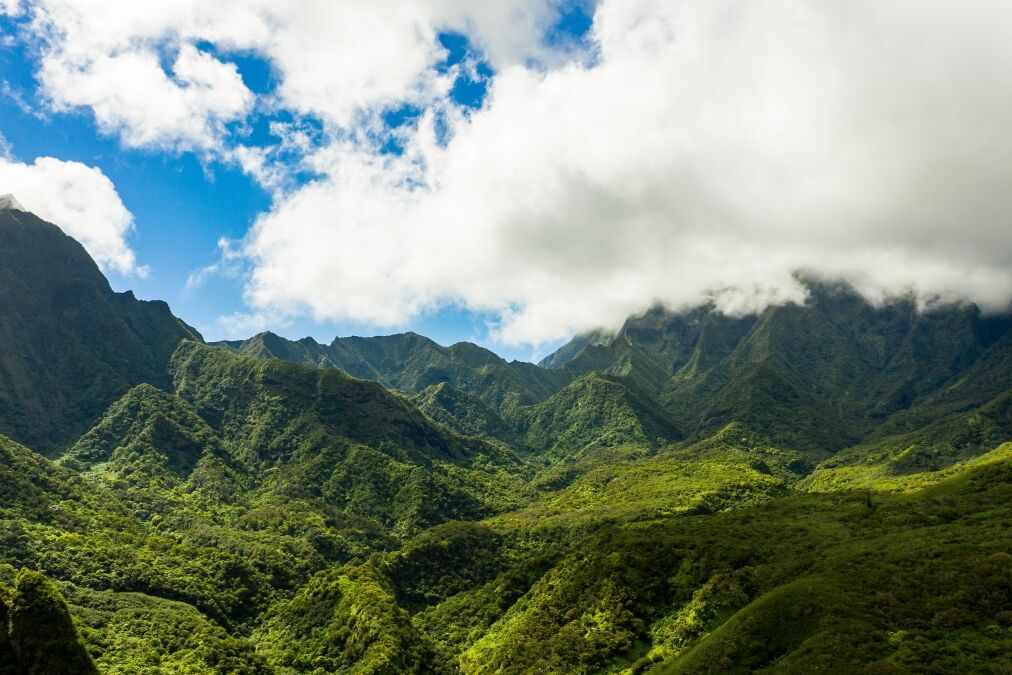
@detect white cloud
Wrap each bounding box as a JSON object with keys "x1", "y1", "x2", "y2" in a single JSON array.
[
  {"x1": 185, "y1": 237, "x2": 243, "y2": 291},
  {"x1": 213, "y1": 308, "x2": 290, "y2": 341},
  {"x1": 37, "y1": 39, "x2": 253, "y2": 152},
  {"x1": 11, "y1": 0, "x2": 1012, "y2": 344},
  {"x1": 240, "y1": 0, "x2": 1012, "y2": 344},
  {"x1": 18, "y1": 0, "x2": 560, "y2": 151},
  {"x1": 0, "y1": 155, "x2": 143, "y2": 275}
]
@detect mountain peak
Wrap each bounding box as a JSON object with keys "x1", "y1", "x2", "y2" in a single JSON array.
[
  {"x1": 0, "y1": 208, "x2": 201, "y2": 452},
  {"x1": 0, "y1": 193, "x2": 24, "y2": 211}
]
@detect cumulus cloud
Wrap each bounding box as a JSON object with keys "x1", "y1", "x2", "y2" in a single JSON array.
[
  {"x1": 34, "y1": 38, "x2": 253, "y2": 151},
  {"x1": 11, "y1": 0, "x2": 1012, "y2": 344},
  {"x1": 0, "y1": 155, "x2": 143, "y2": 275},
  {"x1": 16, "y1": 0, "x2": 560, "y2": 152},
  {"x1": 240, "y1": 0, "x2": 1012, "y2": 343}
]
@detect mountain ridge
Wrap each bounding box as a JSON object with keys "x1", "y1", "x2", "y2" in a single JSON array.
[
  {"x1": 217, "y1": 283, "x2": 1012, "y2": 466},
  {"x1": 0, "y1": 207, "x2": 201, "y2": 453},
  {"x1": 0, "y1": 206, "x2": 1010, "y2": 672}
]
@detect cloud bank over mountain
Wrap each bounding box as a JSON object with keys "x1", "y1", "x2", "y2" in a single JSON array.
[{"x1": 7, "y1": 0, "x2": 1012, "y2": 343}]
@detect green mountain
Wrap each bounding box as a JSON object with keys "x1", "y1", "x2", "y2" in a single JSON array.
[
  {"x1": 218, "y1": 330, "x2": 568, "y2": 412},
  {"x1": 225, "y1": 284, "x2": 1012, "y2": 470},
  {"x1": 801, "y1": 386, "x2": 1012, "y2": 493},
  {"x1": 219, "y1": 331, "x2": 603, "y2": 443},
  {"x1": 555, "y1": 287, "x2": 1012, "y2": 448},
  {"x1": 0, "y1": 208, "x2": 1010, "y2": 672},
  {"x1": 519, "y1": 372, "x2": 682, "y2": 461},
  {"x1": 0, "y1": 207, "x2": 200, "y2": 454},
  {"x1": 62, "y1": 383, "x2": 228, "y2": 487},
  {"x1": 411, "y1": 382, "x2": 519, "y2": 444}
]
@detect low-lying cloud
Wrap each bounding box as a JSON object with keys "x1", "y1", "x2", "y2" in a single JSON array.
[
  {"x1": 9, "y1": 0, "x2": 1012, "y2": 344},
  {"x1": 243, "y1": 0, "x2": 1012, "y2": 343}
]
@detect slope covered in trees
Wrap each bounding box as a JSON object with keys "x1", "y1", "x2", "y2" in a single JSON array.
[
  {"x1": 0, "y1": 207, "x2": 199, "y2": 454},
  {"x1": 0, "y1": 209, "x2": 1010, "y2": 672},
  {"x1": 0, "y1": 568, "x2": 97, "y2": 674}
]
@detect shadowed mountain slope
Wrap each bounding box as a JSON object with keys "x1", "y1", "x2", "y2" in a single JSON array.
[
  {"x1": 170, "y1": 340, "x2": 486, "y2": 468},
  {"x1": 217, "y1": 331, "x2": 570, "y2": 417},
  {"x1": 0, "y1": 208, "x2": 200, "y2": 454},
  {"x1": 0, "y1": 568, "x2": 97, "y2": 674},
  {"x1": 220, "y1": 284, "x2": 1012, "y2": 463}
]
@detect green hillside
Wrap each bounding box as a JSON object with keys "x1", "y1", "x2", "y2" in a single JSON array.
[
  {"x1": 519, "y1": 372, "x2": 682, "y2": 461},
  {"x1": 0, "y1": 208, "x2": 200, "y2": 454},
  {"x1": 226, "y1": 284, "x2": 1011, "y2": 466},
  {"x1": 217, "y1": 331, "x2": 569, "y2": 417},
  {"x1": 0, "y1": 210, "x2": 1010, "y2": 672},
  {"x1": 1, "y1": 568, "x2": 97, "y2": 674}
]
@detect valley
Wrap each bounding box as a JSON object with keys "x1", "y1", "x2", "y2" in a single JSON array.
[{"x1": 1, "y1": 206, "x2": 1010, "y2": 673}]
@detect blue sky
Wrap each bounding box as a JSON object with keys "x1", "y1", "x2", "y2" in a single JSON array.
[
  {"x1": 0, "y1": 3, "x2": 595, "y2": 362},
  {"x1": 2, "y1": 0, "x2": 1010, "y2": 360}
]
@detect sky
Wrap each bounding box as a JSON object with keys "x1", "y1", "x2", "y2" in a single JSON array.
[{"x1": 1, "y1": 1, "x2": 1011, "y2": 363}]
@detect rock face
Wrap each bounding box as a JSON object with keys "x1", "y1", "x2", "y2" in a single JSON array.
[{"x1": 0, "y1": 207, "x2": 201, "y2": 454}]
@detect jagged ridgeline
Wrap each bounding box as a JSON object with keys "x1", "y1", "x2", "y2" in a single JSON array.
[
  {"x1": 0, "y1": 205, "x2": 1010, "y2": 672},
  {"x1": 221, "y1": 285, "x2": 1012, "y2": 466}
]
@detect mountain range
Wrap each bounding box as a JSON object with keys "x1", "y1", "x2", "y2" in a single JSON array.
[{"x1": 1, "y1": 204, "x2": 1010, "y2": 673}]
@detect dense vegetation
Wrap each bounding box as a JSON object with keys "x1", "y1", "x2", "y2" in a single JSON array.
[
  {"x1": 1, "y1": 567, "x2": 97, "y2": 674},
  {"x1": 0, "y1": 208, "x2": 1010, "y2": 672},
  {"x1": 0, "y1": 209, "x2": 199, "y2": 454}
]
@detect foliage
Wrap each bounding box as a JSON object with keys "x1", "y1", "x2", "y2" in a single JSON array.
[
  {"x1": 0, "y1": 209, "x2": 198, "y2": 454},
  {"x1": 64, "y1": 584, "x2": 267, "y2": 674},
  {"x1": 1, "y1": 568, "x2": 97, "y2": 674},
  {"x1": 519, "y1": 373, "x2": 680, "y2": 460},
  {"x1": 255, "y1": 565, "x2": 444, "y2": 674},
  {"x1": 2, "y1": 213, "x2": 1012, "y2": 672},
  {"x1": 411, "y1": 383, "x2": 518, "y2": 444},
  {"x1": 219, "y1": 331, "x2": 568, "y2": 420},
  {"x1": 802, "y1": 388, "x2": 1012, "y2": 492},
  {"x1": 450, "y1": 459, "x2": 1012, "y2": 673}
]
